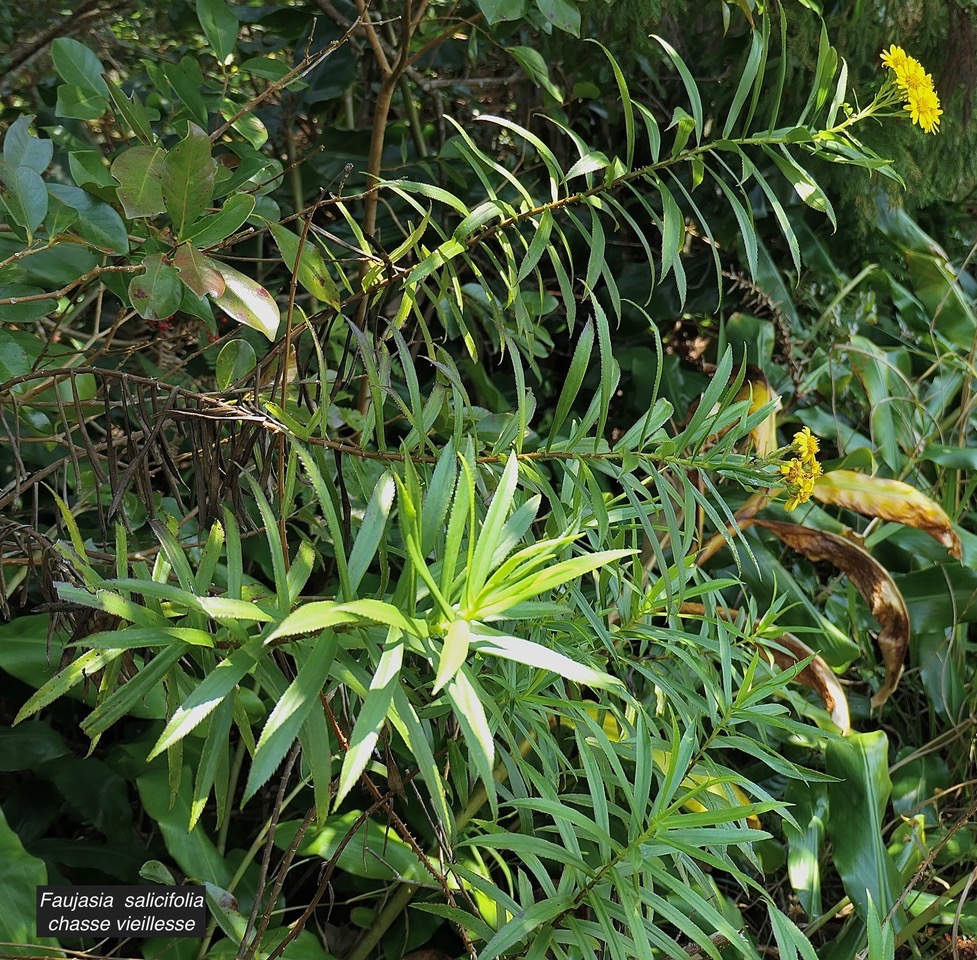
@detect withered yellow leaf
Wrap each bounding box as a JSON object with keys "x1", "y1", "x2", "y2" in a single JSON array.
[
  {"x1": 733, "y1": 367, "x2": 780, "y2": 458},
  {"x1": 755, "y1": 520, "x2": 910, "y2": 709},
  {"x1": 813, "y1": 470, "x2": 961, "y2": 559}
]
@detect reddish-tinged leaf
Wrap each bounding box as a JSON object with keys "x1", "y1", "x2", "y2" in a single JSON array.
[
  {"x1": 755, "y1": 520, "x2": 910, "y2": 708},
  {"x1": 174, "y1": 243, "x2": 225, "y2": 298},
  {"x1": 207, "y1": 258, "x2": 280, "y2": 340},
  {"x1": 814, "y1": 469, "x2": 961, "y2": 559}
]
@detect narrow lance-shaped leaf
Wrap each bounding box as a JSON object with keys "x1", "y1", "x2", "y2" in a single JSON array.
[
  {"x1": 335, "y1": 628, "x2": 404, "y2": 808},
  {"x1": 267, "y1": 221, "x2": 341, "y2": 309},
  {"x1": 244, "y1": 632, "x2": 338, "y2": 803},
  {"x1": 813, "y1": 470, "x2": 961, "y2": 559},
  {"x1": 434, "y1": 617, "x2": 471, "y2": 694},
  {"x1": 733, "y1": 369, "x2": 780, "y2": 457},
  {"x1": 755, "y1": 520, "x2": 910, "y2": 708}
]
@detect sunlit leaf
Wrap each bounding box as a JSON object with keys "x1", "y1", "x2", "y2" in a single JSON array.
[
  {"x1": 814, "y1": 470, "x2": 961, "y2": 559},
  {"x1": 208, "y1": 258, "x2": 280, "y2": 340}
]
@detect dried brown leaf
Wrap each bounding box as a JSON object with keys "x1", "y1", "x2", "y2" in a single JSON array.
[
  {"x1": 814, "y1": 469, "x2": 961, "y2": 559},
  {"x1": 755, "y1": 519, "x2": 910, "y2": 709},
  {"x1": 766, "y1": 632, "x2": 850, "y2": 734}
]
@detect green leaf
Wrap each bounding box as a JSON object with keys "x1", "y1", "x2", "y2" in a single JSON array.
[
  {"x1": 183, "y1": 192, "x2": 255, "y2": 248},
  {"x1": 111, "y1": 145, "x2": 166, "y2": 219},
  {"x1": 149, "y1": 638, "x2": 265, "y2": 759},
  {"x1": 904, "y1": 251, "x2": 977, "y2": 350},
  {"x1": 161, "y1": 123, "x2": 216, "y2": 239},
  {"x1": 128, "y1": 254, "x2": 183, "y2": 321},
  {"x1": 215, "y1": 338, "x2": 256, "y2": 389},
  {"x1": 208, "y1": 258, "x2": 280, "y2": 340},
  {"x1": 658, "y1": 182, "x2": 684, "y2": 283},
  {"x1": 14, "y1": 648, "x2": 125, "y2": 723},
  {"x1": 267, "y1": 221, "x2": 341, "y2": 309},
  {"x1": 763, "y1": 145, "x2": 836, "y2": 227},
  {"x1": 220, "y1": 99, "x2": 268, "y2": 149},
  {"x1": 507, "y1": 47, "x2": 563, "y2": 101},
  {"x1": 55, "y1": 84, "x2": 109, "y2": 120},
  {"x1": 535, "y1": 0, "x2": 580, "y2": 35},
  {"x1": 465, "y1": 452, "x2": 520, "y2": 608},
  {"x1": 43, "y1": 193, "x2": 78, "y2": 239},
  {"x1": 652, "y1": 36, "x2": 703, "y2": 142},
  {"x1": 668, "y1": 107, "x2": 697, "y2": 158},
  {"x1": 547, "y1": 317, "x2": 594, "y2": 446},
  {"x1": 0, "y1": 158, "x2": 47, "y2": 237},
  {"x1": 783, "y1": 780, "x2": 828, "y2": 917},
  {"x1": 196, "y1": 0, "x2": 239, "y2": 64},
  {"x1": 174, "y1": 242, "x2": 226, "y2": 298},
  {"x1": 434, "y1": 617, "x2": 471, "y2": 694},
  {"x1": 826, "y1": 731, "x2": 904, "y2": 928},
  {"x1": 244, "y1": 633, "x2": 338, "y2": 802},
  {"x1": 163, "y1": 59, "x2": 209, "y2": 128},
  {"x1": 2, "y1": 116, "x2": 53, "y2": 173},
  {"x1": 274, "y1": 811, "x2": 421, "y2": 881},
  {"x1": 0, "y1": 285, "x2": 55, "y2": 323},
  {"x1": 136, "y1": 767, "x2": 233, "y2": 886},
  {"x1": 475, "y1": 0, "x2": 529, "y2": 24},
  {"x1": 348, "y1": 471, "x2": 396, "y2": 593},
  {"x1": 51, "y1": 38, "x2": 109, "y2": 95},
  {"x1": 723, "y1": 28, "x2": 764, "y2": 138},
  {"x1": 0, "y1": 807, "x2": 58, "y2": 957},
  {"x1": 470, "y1": 625, "x2": 623, "y2": 691},
  {"x1": 47, "y1": 183, "x2": 129, "y2": 253},
  {"x1": 106, "y1": 81, "x2": 155, "y2": 143},
  {"x1": 68, "y1": 149, "x2": 115, "y2": 191},
  {"x1": 335, "y1": 629, "x2": 404, "y2": 807},
  {"x1": 480, "y1": 896, "x2": 574, "y2": 960},
  {"x1": 590, "y1": 42, "x2": 634, "y2": 167},
  {"x1": 445, "y1": 668, "x2": 496, "y2": 814}
]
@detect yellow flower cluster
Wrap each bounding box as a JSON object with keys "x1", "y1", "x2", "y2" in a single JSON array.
[
  {"x1": 880, "y1": 45, "x2": 942, "y2": 134},
  {"x1": 781, "y1": 427, "x2": 822, "y2": 511}
]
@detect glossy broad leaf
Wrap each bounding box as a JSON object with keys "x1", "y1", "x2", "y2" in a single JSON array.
[
  {"x1": 128, "y1": 254, "x2": 183, "y2": 320},
  {"x1": 207, "y1": 258, "x2": 280, "y2": 340},
  {"x1": 160, "y1": 123, "x2": 216, "y2": 239},
  {"x1": 111, "y1": 145, "x2": 166, "y2": 219}
]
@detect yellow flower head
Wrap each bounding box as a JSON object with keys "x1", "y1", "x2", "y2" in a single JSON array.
[
  {"x1": 895, "y1": 58, "x2": 932, "y2": 94},
  {"x1": 781, "y1": 428, "x2": 822, "y2": 510},
  {"x1": 792, "y1": 426, "x2": 820, "y2": 463},
  {"x1": 905, "y1": 85, "x2": 943, "y2": 133},
  {"x1": 880, "y1": 45, "x2": 910, "y2": 72},
  {"x1": 781, "y1": 457, "x2": 805, "y2": 484}
]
